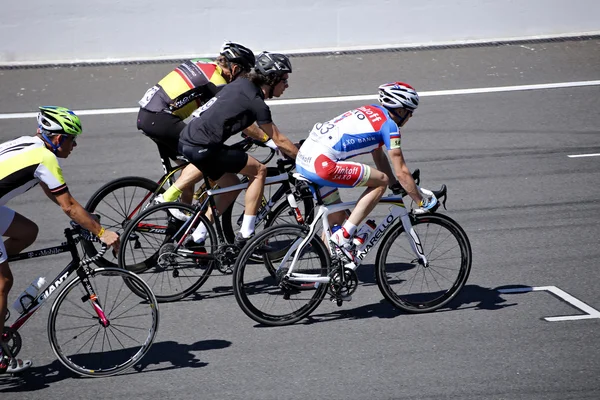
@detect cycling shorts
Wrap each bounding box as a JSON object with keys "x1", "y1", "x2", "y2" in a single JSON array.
[
  {"x1": 0, "y1": 206, "x2": 16, "y2": 263},
  {"x1": 137, "y1": 108, "x2": 187, "y2": 160},
  {"x1": 296, "y1": 154, "x2": 371, "y2": 205},
  {"x1": 178, "y1": 142, "x2": 249, "y2": 180}
]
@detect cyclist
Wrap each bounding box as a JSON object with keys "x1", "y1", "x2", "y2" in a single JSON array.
[
  {"x1": 0, "y1": 107, "x2": 120, "y2": 374},
  {"x1": 137, "y1": 42, "x2": 257, "y2": 204},
  {"x1": 295, "y1": 82, "x2": 437, "y2": 260},
  {"x1": 173, "y1": 51, "x2": 298, "y2": 248}
]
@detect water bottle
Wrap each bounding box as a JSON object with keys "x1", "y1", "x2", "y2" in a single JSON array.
[
  {"x1": 352, "y1": 219, "x2": 377, "y2": 247},
  {"x1": 331, "y1": 224, "x2": 342, "y2": 235},
  {"x1": 12, "y1": 277, "x2": 46, "y2": 314}
]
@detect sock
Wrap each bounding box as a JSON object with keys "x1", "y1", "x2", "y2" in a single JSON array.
[
  {"x1": 342, "y1": 221, "x2": 358, "y2": 237},
  {"x1": 163, "y1": 184, "x2": 183, "y2": 202},
  {"x1": 192, "y1": 222, "x2": 208, "y2": 243},
  {"x1": 239, "y1": 215, "x2": 257, "y2": 238}
]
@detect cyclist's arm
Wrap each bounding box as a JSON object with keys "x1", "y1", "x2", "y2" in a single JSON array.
[
  {"x1": 242, "y1": 123, "x2": 269, "y2": 143},
  {"x1": 387, "y1": 148, "x2": 423, "y2": 203},
  {"x1": 258, "y1": 122, "x2": 298, "y2": 159},
  {"x1": 40, "y1": 183, "x2": 120, "y2": 250},
  {"x1": 371, "y1": 146, "x2": 397, "y2": 185}
]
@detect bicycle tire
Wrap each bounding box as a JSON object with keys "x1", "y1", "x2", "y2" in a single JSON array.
[
  {"x1": 233, "y1": 224, "x2": 330, "y2": 326},
  {"x1": 118, "y1": 202, "x2": 216, "y2": 302},
  {"x1": 47, "y1": 267, "x2": 159, "y2": 377},
  {"x1": 84, "y1": 176, "x2": 164, "y2": 268},
  {"x1": 375, "y1": 213, "x2": 472, "y2": 313}
]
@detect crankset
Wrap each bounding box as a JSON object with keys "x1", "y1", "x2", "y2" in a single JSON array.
[
  {"x1": 215, "y1": 244, "x2": 238, "y2": 274},
  {"x1": 328, "y1": 266, "x2": 359, "y2": 307},
  {"x1": 1, "y1": 327, "x2": 22, "y2": 359}
]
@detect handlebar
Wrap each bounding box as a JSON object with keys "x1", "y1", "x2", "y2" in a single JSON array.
[{"x1": 69, "y1": 221, "x2": 109, "y2": 263}]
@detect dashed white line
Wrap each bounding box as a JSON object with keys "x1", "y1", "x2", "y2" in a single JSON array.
[{"x1": 1, "y1": 80, "x2": 600, "y2": 120}]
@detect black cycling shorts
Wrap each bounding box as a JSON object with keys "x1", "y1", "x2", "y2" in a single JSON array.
[
  {"x1": 179, "y1": 142, "x2": 249, "y2": 180},
  {"x1": 137, "y1": 108, "x2": 187, "y2": 160}
]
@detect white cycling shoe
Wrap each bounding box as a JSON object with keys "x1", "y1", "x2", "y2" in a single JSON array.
[
  {"x1": 330, "y1": 229, "x2": 357, "y2": 265},
  {"x1": 153, "y1": 194, "x2": 190, "y2": 222},
  {"x1": 0, "y1": 357, "x2": 32, "y2": 374}
]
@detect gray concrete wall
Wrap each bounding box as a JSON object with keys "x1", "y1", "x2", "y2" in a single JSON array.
[{"x1": 1, "y1": 0, "x2": 599, "y2": 64}]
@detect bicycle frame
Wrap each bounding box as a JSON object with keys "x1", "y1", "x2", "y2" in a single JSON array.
[
  {"x1": 278, "y1": 194, "x2": 428, "y2": 284},
  {"x1": 5, "y1": 229, "x2": 109, "y2": 336},
  {"x1": 167, "y1": 169, "x2": 301, "y2": 247}
]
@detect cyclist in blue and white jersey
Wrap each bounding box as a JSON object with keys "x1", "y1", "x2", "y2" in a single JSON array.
[{"x1": 295, "y1": 82, "x2": 436, "y2": 254}]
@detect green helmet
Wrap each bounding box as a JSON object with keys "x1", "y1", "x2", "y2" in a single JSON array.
[{"x1": 37, "y1": 106, "x2": 82, "y2": 136}]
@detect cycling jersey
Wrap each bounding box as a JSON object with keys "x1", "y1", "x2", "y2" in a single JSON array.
[
  {"x1": 299, "y1": 104, "x2": 400, "y2": 162},
  {"x1": 0, "y1": 136, "x2": 68, "y2": 206},
  {"x1": 179, "y1": 77, "x2": 272, "y2": 147},
  {"x1": 139, "y1": 59, "x2": 227, "y2": 119},
  {"x1": 296, "y1": 104, "x2": 400, "y2": 192}
]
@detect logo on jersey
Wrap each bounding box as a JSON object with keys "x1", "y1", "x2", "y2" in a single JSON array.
[{"x1": 356, "y1": 105, "x2": 385, "y2": 131}]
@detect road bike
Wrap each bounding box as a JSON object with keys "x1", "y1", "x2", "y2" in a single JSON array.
[
  {"x1": 116, "y1": 158, "x2": 314, "y2": 302},
  {"x1": 83, "y1": 135, "x2": 277, "y2": 268},
  {"x1": 1, "y1": 224, "x2": 159, "y2": 377},
  {"x1": 232, "y1": 171, "x2": 472, "y2": 326}
]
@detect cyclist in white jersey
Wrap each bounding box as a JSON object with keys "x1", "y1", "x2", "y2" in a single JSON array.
[
  {"x1": 0, "y1": 107, "x2": 120, "y2": 374},
  {"x1": 296, "y1": 82, "x2": 437, "y2": 255}
]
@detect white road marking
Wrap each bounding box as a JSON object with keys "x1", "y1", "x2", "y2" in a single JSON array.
[
  {"x1": 498, "y1": 286, "x2": 600, "y2": 321},
  {"x1": 1, "y1": 80, "x2": 600, "y2": 120},
  {"x1": 567, "y1": 153, "x2": 600, "y2": 158}
]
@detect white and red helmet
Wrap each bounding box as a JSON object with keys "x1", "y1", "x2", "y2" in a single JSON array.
[{"x1": 378, "y1": 82, "x2": 419, "y2": 111}]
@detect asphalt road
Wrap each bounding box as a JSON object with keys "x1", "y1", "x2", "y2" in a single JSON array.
[{"x1": 1, "y1": 38, "x2": 599, "y2": 399}]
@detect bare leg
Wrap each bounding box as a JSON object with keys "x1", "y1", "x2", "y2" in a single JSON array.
[
  {"x1": 237, "y1": 156, "x2": 267, "y2": 216},
  {"x1": 0, "y1": 262, "x2": 13, "y2": 343},
  {"x1": 203, "y1": 173, "x2": 242, "y2": 223},
  {"x1": 0, "y1": 213, "x2": 37, "y2": 345}
]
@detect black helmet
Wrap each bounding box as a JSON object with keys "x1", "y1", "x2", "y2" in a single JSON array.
[
  {"x1": 220, "y1": 42, "x2": 255, "y2": 72},
  {"x1": 255, "y1": 52, "x2": 292, "y2": 77}
]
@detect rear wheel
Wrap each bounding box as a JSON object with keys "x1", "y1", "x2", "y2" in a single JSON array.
[{"x1": 233, "y1": 224, "x2": 330, "y2": 326}]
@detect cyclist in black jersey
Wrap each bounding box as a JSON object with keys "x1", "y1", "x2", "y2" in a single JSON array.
[
  {"x1": 174, "y1": 52, "x2": 298, "y2": 247},
  {"x1": 138, "y1": 42, "x2": 256, "y2": 204},
  {"x1": 0, "y1": 107, "x2": 120, "y2": 374}
]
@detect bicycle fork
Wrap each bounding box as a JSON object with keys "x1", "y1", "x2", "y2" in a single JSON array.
[
  {"x1": 400, "y1": 213, "x2": 429, "y2": 267},
  {"x1": 79, "y1": 272, "x2": 110, "y2": 328}
]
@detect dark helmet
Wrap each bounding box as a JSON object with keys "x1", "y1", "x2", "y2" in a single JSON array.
[
  {"x1": 220, "y1": 42, "x2": 255, "y2": 72},
  {"x1": 255, "y1": 52, "x2": 292, "y2": 77}
]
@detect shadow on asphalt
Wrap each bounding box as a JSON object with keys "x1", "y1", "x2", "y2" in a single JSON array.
[
  {"x1": 288, "y1": 283, "x2": 519, "y2": 325},
  {"x1": 0, "y1": 339, "x2": 231, "y2": 392}
]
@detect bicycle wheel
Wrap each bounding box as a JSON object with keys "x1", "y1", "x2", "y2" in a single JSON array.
[
  {"x1": 375, "y1": 213, "x2": 472, "y2": 313},
  {"x1": 118, "y1": 202, "x2": 217, "y2": 302},
  {"x1": 48, "y1": 267, "x2": 159, "y2": 377},
  {"x1": 233, "y1": 224, "x2": 330, "y2": 326},
  {"x1": 84, "y1": 176, "x2": 164, "y2": 268}
]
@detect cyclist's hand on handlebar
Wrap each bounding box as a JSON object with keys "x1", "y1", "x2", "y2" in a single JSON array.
[
  {"x1": 414, "y1": 189, "x2": 438, "y2": 214},
  {"x1": 264, "y1": 139, "x2": 279, "y2": 151},
  {"x1": 99, "y1": 229, "x2": 120, "y2": 253}
]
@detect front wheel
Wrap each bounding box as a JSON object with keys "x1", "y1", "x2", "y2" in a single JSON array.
[
  {"x1": 48, "y1": 267, "x2": 159, "y2": 377},
  {"x1": 233, "y1": 224, "x2": 330, "y2": 326},
  {"x1": 84, "y1": 176, "x2": 163, "y2": 268},
  {"x1": 375, "y1": 213, "x2": 472, "y2": 313},
  {"x1": 118, "y1": 202, "x2": 217, "y2": 302}
]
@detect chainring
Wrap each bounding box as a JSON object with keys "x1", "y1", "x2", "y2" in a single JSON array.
[{"x1": 1, "y1": 327, "x2": 22, "y2": 358}]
